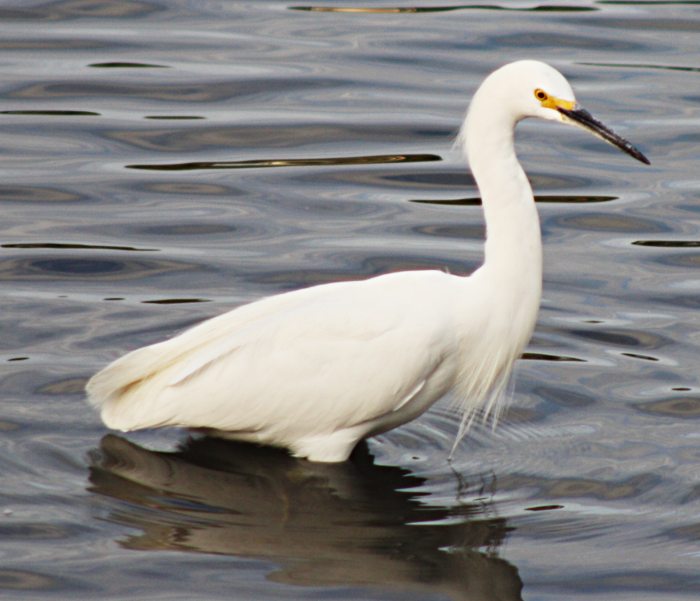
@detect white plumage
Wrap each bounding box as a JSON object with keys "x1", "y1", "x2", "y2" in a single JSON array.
[{"x1": 86, "y1": 60, "x2": 648, "y2": 462}]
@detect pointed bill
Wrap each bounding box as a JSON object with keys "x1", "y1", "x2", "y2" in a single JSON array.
[{"x1": 557, "y1": 105, "x2": 650, "y2": 165}]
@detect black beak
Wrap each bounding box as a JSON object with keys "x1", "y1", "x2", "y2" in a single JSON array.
[{"x1": 558, "y1": 105, "x2": 650, "y2": 165}]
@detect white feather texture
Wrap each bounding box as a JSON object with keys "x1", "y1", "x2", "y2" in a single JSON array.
[
  {"x1": 86, "y1": 60, "x2": 648, "y2": 462},
  {"x1": 88, "y1": 271, "x2": 498, "y2": 461}
]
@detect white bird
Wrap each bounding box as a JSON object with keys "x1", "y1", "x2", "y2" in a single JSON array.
[{"x1": 86, "y1": 60, "x2": 649, "y2": 462}]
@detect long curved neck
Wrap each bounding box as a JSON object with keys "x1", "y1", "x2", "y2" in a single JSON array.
[{"x1": 462, "y1": 98, "x2": 542, "y2": 292}]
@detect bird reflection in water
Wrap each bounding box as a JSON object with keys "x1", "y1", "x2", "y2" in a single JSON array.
[{"x1": 88, "y1": 435, "x2": 523, "y2": 601}]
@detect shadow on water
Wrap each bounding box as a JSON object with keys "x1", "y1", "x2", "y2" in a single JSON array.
[{"x1": 88, "y1": 435, "x2": 523, "y2": 601}]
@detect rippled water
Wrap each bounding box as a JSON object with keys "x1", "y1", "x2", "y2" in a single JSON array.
[{"x1": 1, "y1": 1, "x2": 699, "y2": 599}]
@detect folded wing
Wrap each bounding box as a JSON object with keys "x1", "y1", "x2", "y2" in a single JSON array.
[{"x1": 86, "y1": 271, "x2": 463, "y2": 442}]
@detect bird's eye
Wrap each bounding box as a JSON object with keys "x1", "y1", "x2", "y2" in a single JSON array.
[{"x1": 534, "y1": 88, "x2": 548, "y2": 101}]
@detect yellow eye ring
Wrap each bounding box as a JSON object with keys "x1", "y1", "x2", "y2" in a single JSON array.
[{"x1": 534, "y1": 88, "x2": 548, "y2": 101}]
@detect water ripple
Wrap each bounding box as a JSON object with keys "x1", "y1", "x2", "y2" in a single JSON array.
[
  {"x1": 412, "y1": 194, "x2": 617, "y2": 206},
  {"x1": 0, "y1": 186, "x2": 85, "y2": 203},
  {"x1": 10, "y1": 78, "x2": 348, "y2": 103},
  {"x1": 2, "y1": 242, "x2": 157, "y2": 252},
  {"x1": 127, "y1": 153, "x2": 440, "y2": 171},
  {"x1": 0, "y1": 1, "x2": 161, "y2": 21},
  {"x1": 633, "y1": 397, "x2": 700, "y2": 419},
  {"x1": 290, "y1": 5, "x2": 596, "y2": 14},
  {"x1": 0, "y1": 255, "x2": 197, "y2": 282}
]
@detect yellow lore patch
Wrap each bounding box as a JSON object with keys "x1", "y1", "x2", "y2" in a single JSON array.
[{"x1": 534, "y1": 88, "x2": 575, "y2": 110}]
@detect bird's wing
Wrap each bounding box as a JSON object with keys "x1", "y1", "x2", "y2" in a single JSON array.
[
  {"x1": 91, "y1": 271, "x2": 462, "y2": 435},
  {"x1": 86, "y1": 280, "x2": 334, "y2": 407}
]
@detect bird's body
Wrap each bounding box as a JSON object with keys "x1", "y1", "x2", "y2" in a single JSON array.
[
  {"x1": 86, "y1": 60, "x2": 648, "y2": 462},
  {"x1": 88, "y1": 267, "x2": 534, "y2": 461}
]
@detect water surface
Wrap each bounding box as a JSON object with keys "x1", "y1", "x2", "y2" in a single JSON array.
[{"x1": 1, "y1": 1, "x2": 698, "y2": 600}]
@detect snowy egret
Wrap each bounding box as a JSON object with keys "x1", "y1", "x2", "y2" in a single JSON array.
[{"x1": 86, "y1": 61, "x2": 649, "y2": 462}]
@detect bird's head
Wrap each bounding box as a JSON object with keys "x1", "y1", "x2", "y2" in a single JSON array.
[{"x1": 469, "y1": 60, "x2": 650, "y2": 165}]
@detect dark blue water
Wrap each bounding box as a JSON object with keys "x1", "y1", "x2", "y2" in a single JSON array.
[{"x1": 1, "y1": 1, "x2": 698, "y2": 599}]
